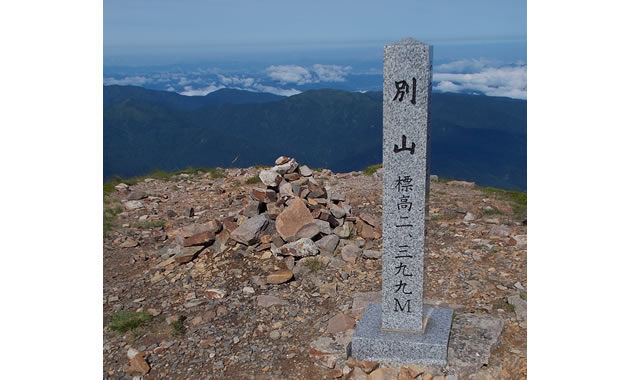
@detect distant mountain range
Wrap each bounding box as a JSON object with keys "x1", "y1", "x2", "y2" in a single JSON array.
[{"x1": 104, "y1": 85, "x2": 526, "y2": 191}]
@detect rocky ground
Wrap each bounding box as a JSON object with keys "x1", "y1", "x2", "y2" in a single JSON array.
[{"x1": 103, "y1": 158, "x2": 527, "y2": 379}]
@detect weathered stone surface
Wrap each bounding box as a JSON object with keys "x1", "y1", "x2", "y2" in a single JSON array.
[
  {"x1": 356, "y1": 219, "x2": 381, "y2": 240},
  {"x1": 251, "y1": 188, "x2": 277, "y2": 203},
  {"x1": 463, "y1": 212, "x2": 475, "y2": 222},
  {"x1": 489, "y1": 225, "x2": 511, "y2": 237},
  {"x1": 299, "y1": 165, "x2": 313, "y2": 176},
  {"x1": 183, "y1": 230, "x2": 215, "y2": 247},
  {"x1": 329, "y1": 204, "x2": 346, "y2": 218},
  {"x1": 120, "y1": 239, "x2": 138, "y2": 248},
  {"x1": 307, "y1": 181, "x2": 327, "y2": 199},
  {"x1": 124, "y1": 200, "x2": 143, "y2": 210},
  {"x1": 284, "y1": 172, "x2": 301, "y2": 181},
  {"x1": 126, "y1": 348, "x2": 150, "y2": 375},
  {"x1": 279, "y1": 238, "x2": 319, "y2": 257},
  {"x1": 446, "y1": 313, "x2": 504, "y2": 376},
  {"x1": 174, "y1": 246, "x2": 205, "y2": 263},
  {"x1": 242, "y1": 200, "x2": 263, "y2": 217},
  {"x1": 398, "y1": 365, "x2": 425, "y2": 379},
  {"x1": 274, "y1": 159, "x2": 299, "y2": 175},
  {"x1": 310, "y1": 330, "x2": 354, "y2": 368},
  {"x1": 259, "y1": 170, "x2": 282, "y2": 187},
  {"x1": 279, "y1": 182, "x2": 294, "y2": 197},
  {"x1": 230, "y1": 214, "x2": 269, "y2": 245},
  {"x1": 316, "y1": 234, "x2": 340, "y2": 254},
  {"x1": 127, "y1": 190, "x2": 147, "y2": 200},
  {"x1": 266, "y1": 269, "x2": 294, "y2": 284},
  {"x1": 367, "y1": 368, "x2": 398, "y2": 380},
  {"x1": 256, "y1": 295, "x2": 289, "y2": 307},
  {"x1": 205, "y1": 288, "x2": 227, "y2": 299},
  {"x1": 327, "y1": 313, "x2": 356, "y2": 334},
  {"x1": 310, "y1": 348, "x2": 337, "y2": 369},
  {"x1": 341, "y1": 245, "x2": 361, "y2": 264},
  {"x1": 275, "y1": 199, "x2": 316, "y2": 241},
  {"x1": 346, "y1": 357, "x2": 380, "y2": 374},
  {"x1": 314, "y1": 219, "x2": 332, "y2": 235},
  {"x1": 114, "y1": 183, "x2": 129, "y2": 192},
  {"x1": 359, "y1": 213, "x2": 380, "y2": 228},
  {"x1": 333, "y1": 222, "x2": 352, "y2": 238},
  {"x1": 329, "y1": 192, "x2": 345, "y2": 202},
  {"x1": 351, "y1": 291, "x2": 381, "y2": 316},
  {"x1": 507, "y1": 294, "x2": 527, "y2": 323},
  {"x1": 362, "y1": 249, "x2": 382, "y2": 259},
  {"x1": 295, "y1": 222, "x2": 320, "y2": 240},
  {"x1": 275, "y1": 156, "x2": 290, "y2": 165}
]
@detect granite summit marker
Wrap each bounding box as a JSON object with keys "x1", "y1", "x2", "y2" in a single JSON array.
[{"x1": 352, "y1": 38, "x2": 453, "y2": 366}]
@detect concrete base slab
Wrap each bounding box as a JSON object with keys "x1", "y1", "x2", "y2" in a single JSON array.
[{"x1": 351, "y1": 303, "x2": 453, "y2": 366}]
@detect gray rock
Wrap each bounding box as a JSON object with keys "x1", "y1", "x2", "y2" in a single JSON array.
[
  {"x1": 446, "y1": 313, "x2": 504, "y2": 377},
  {"x1": 330, "y1": 204, "x2": 346, "y2": 218},
  {"x1": 463, "y1": 212, "x2": 475, "y2": 222},
  {"x1": 351, "y1": 291, "x2": 382, "y2": 316},
  {"x1": 241, "y1": 200, "x2": 262, "y2": 217},
  {"x1": 273, "y1": 159, "x2": 298, "y2": 175},
  {"x1": 314, "y1": 219, "x2": 332, "y2": 235},
  {"x1": 489, "y1": 225, "x2": 511, "y2": 237},
  {"x1": 333, "y1": 222, "x2": 352, "y2": 238},
  {"x1": 278, "y1": 238, "x2": 319, "y2": 257},
  {"x1": 316, "y1": 234, "x2": 339, "y2": 254},
  {"x1": 430, "y1": 174, "x2": 439, "y2": 181},
  {"x1": 257, "y1": 295, "x2": 289, "y2": 308},
  {"x1": 230, "y1": 214, "x2": 269, "y2": 245},
  {"x1": 259, "y1": 170, "x2": 282, "y2": 187},
  {"x1": 127, "y1": 190, "x2": 147, "y2": 200},
  {"x1": 507, "y1": 295, "x2": 527, "y2": 322},
  {"x1": 299, "y1": 165, "x2": 313, "y2": 177},
  {"x1": 329, "y1": 192, "x2": 345, "y2": 202},
  {"x1": 124, "y1": 200, "x2": 143, "y2": 210},
  {"x1": 158, "y1": 244, "x2": 182, "y2": 258},
  {"x1": 295, "y1": 222, "x2": 320, "y2": 240},
  {"x1": 341, "y1": 245, "x2": 361, "y2": 263},
  {"x1": 362, "y1": 249, "x2": 381, "y2": 259},
  {"x1": 114, "y1": 183, "x2": 129, "y2": 192},
  {"x1": 279, "y1": 182, "x2": 294, "y2": 197},
  {"x1": 514, "y1": 282, "x2": 525, "y2": 291}
]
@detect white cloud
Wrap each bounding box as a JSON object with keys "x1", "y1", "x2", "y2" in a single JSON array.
[
  {"x1": 103, "y1": 76, "x2": 150, "y2": 86},
  {"x1": 218, "y1": 75, "x2": 256, "y2": 87},
  {"x1": 312, "y1": 64, "x2": 352, "y2": 82},
  {"x1": 435, "y1": 58, "x2": 497, "y2": 74},
  {"x1": 252, "y1": 84, "x2": 301, "y2": 97},
  {"x1": 179, "y1": 83, "x2": 225, "y2": 96},
  {"x1": 433, "y1": 64, "x2": 527, "y2": 99},
  {"x1": 265, "y1": 65, "x2": 313, "y2": 84}
]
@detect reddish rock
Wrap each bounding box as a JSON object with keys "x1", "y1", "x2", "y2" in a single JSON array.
[
  {"x1": 183, "y1": 231, "x2": 216, "y2": 247},
  {"x1": 347, "y1": 357, "x2": 380, "y2": 374},
  {"x1": 359, "y1": 213, "x2": 381, "y2": 228},
  {"x1": 284, "y1": 172, "x2": 301, "y2": 181},
  {"x1": 309, "y1": 348, "x2": 337, "y2": 369},
  {"x1": 266, "y1": 269, "x2": 294, "y2": 284},
  {"x1": 174, "y1": 246, "x2": 205, "y2": 263},
  {"x1": 367, "y1": 368, "x2": 398, "y2": 380},
  {"x1": 126, "y1": 348, "x2": 150, "y2": 375},
  {"x1": 327, "y1": 369, "x2": 344, "y2": 378},
  {"x1": 326, "y1": 313, "x2": 355, "y2": 334},
  {"x1": 307, "y1": 181, "x2": 327, "y2": 198},
  {"x1": 257, "y1": 295, "x2": 289, "y2": 307},
  {"x1": 356, "y1": 219, "x2": 382, "y2": 240},
  {"x1": 275, "y1": 199, "x2": 316, "y2": 241},
  {"x1": 275, "y1": 156, "x2": 290, "y2": 165},
  {"x1": 398, "y1": 365, "x2": 425, "y2": 379},
  {"x1": 251, "y1": 188, "x2": 277, "y2": 203}
]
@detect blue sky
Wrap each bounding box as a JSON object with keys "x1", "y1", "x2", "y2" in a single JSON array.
[{"x1": 104, "y1": 1, "x2": 527, "y2": 99}]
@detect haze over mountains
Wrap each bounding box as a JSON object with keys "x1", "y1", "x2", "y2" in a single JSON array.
[{"x1": 104, "y1": 85, "x2": 526, "y2": 191}]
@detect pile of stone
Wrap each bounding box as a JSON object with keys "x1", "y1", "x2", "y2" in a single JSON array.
[
  {"x1": 155, "y1": 156, "x2": 383, "y2": 277},
  {"x1": 223, "y1": 156, "x2": 383, "y2": 273}
]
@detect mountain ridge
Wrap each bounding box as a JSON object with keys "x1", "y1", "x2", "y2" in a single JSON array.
[{"x1": 104, "y1": 86, "x2": 526, "y2": 191}]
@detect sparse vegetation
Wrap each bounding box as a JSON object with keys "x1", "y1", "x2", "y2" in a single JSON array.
[
  {"x1": 493, "y1": 299, "x2": 515, "y2": 313},
  {"x1": 245, "y1": 176, "x2": 262, "y2": 184},
  {"x1": 170, "y1": 320, "x2": 185, "y2": 336},
  {"x1": 520, "y1": 292, "x2": 527, "y2": 301},
  {"x1": 480, "y1": 207, "x2": 504, "y2": 216},
  {"x1": 253, "y1": 164, "x2": 270, "y2": 169},
  {"x1": 103, "y1": 204, "x2": 122, "y2": 237},
  {"x1": 312, "y1": 168, "x2": 324, "y2": 172},
  {"x1": 479, "y1": 186, "x2": 527, "y2": 218},
  {"x1": 109, "y1": 311, "x2": 152, "y2": 333},
  {"x1": 363, "y1": 164, "x2": 382, "y2": 176},
  {"x1": 103, "y1": 167, "x2": 227, "y2": 195},
  {"x1": 305, "y1": 258, "x2": 325, "y2": 272}
]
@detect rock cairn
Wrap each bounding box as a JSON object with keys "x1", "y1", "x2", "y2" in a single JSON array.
[{"x1": 155, "y1": 156, "x2": 383, "y2": 281}]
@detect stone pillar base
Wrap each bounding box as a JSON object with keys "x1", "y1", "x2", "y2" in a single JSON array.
[{"x1": 351, "y1": 304, "x2": 453, "y2": 366}]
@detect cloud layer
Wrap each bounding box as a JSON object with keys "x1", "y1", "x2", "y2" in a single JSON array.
[
  {"x1": 434, "y1": 60, "x2": 526, "y2": 99},
  {"x1": 265, "y1": 64, "x2": 352, "y2": 84}
]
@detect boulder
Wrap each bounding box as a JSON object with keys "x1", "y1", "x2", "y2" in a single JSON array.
[
  {"x1": 275, "y1": 199, "x2": 316, "y2": 241},
  {"x1": 273, "y1": 158, "x2": 299, "y2": 175},
  {"x1": 315, "y1": 219, "x2": 332, "y2": 235},
  {"x1": 362, "y1": 250, "x2": 381, "y2": 259},
  {"x1": 329, "y1": 204, "x2": 346, "y2": 218},
  {"x1": 333, "y1": 222, "x2": 352, "y2": 238},
  {"x1": 127, "y1": 190, "x2": 147, "y2": 200},
  {"x1": 257, "y1": 295, "x2": 289, "y2": 307},
  {"x1": 299, "y1": 165, "x2": 313, "y2": 177},
  {"x1": 275, "y1": 156, "x2": 290, "y2": 165},
  {"x1": 230, "y1": 214, "x2": 269, "y2": 245},
  {"x1": 296, "y1": 222, "x2": 320, "y2": 240},
  {"x1": 124, "y1": 200, "x2": 143, "y2": 210},
  {"x1": 326, "y1": 313, "x2": 355, "y2": 334},
  {"x1": 259, "y1": 170, "x2": 282, "y2": 187},
  {"x1": 183, "y1": 231, "x2": 215, "y2": 247},
  {"x1": 126, "y1": 348, "x2": 150, "y2": 375},
  {"x1": 174, "y1": 246, "x2": 206, "y2": 263}
]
